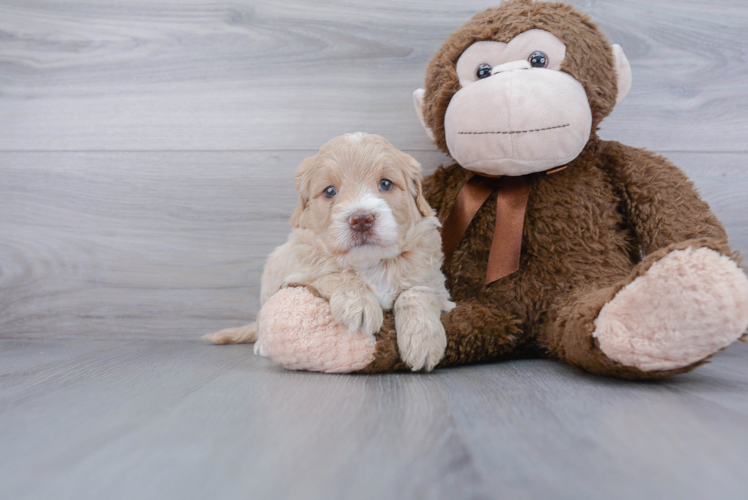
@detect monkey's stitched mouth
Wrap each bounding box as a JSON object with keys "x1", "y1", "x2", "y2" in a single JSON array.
[{"x1": 458, "y1": 123, "x2": 570, "y2": 135}]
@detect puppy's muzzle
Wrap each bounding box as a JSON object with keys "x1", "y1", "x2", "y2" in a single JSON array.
[{"x1": 349, "y1": 211, "x2": 375, "y2": 233}]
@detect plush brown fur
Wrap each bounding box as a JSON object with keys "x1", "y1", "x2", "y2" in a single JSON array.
[{"x1": 358, "y1": 0, "x2": 736, "y2": 378}]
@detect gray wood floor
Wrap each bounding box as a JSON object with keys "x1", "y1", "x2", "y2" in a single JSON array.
[
  {"x1": 2, "y1": 339, "x2": 748, "y2": 500},
  {"x1": 1, "y1": 1, "x2": 748, "y2": 498}
]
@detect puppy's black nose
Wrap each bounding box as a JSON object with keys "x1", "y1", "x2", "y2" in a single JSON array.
[{"x1": 349, "y1": 211, "x2": 375, "y2": 232}]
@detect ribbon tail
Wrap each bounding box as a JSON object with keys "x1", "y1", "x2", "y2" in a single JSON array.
[
  {"x1": 442, "y1": 175, "x2": 497, "y2": 270},
  {"x1": 485, "y1": 175, "x2": 533, "y2": 284}
]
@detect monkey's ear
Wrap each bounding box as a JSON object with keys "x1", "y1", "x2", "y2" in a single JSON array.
[
  {"x1": 413, "y1": 89, "x2": 435, "y2": 142},
  {"x1": 612, "y1": 44, "x2": 632, "y2": 106}
]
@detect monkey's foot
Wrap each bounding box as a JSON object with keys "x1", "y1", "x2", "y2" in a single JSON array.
[
  {"x1": 255, "y1": 287, "x2": 376, "y2": 373},
  {"x1": 593, "y1": 247, "x2": 748, "y2": 371}
]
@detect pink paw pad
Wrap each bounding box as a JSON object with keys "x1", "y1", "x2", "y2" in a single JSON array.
[
  {"x1": 594, "y1": 247, "x2": 748, "y2": 371},
  {"x1": 256, "y1": 287, "x2": 376, "y2": 373}
]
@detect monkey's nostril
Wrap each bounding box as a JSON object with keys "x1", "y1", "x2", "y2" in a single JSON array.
[{"x1": 349, "y1": 212, "x2": 376, "y2": 232}]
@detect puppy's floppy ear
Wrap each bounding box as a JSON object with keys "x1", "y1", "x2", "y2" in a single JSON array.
[
  {"x1": 289, "y1": 201, "x2": 305, "y2": 228},
  {"x1": 290, "y1": 156, "x2": 315, "y2": 228},
  {"x1": 402, "y1": 153, "x2": 435, "y2": 218}
]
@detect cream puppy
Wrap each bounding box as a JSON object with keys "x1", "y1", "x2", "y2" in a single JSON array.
[{"x1": 205, "y1": 133, "x2": 455, "y2": 371}]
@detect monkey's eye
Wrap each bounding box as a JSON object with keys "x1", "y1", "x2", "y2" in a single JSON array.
[
  {"x1": 529, "y1": 51, "x2": 548, "y2": 68},
  {"x1": 476, "y1": 63, "x2": 492, "y2": 79},
  {"x1": 323, "y1": 186, "x2": 337, "y2": 198},
  {"x1": 378, "y1": 179, "x2": 393, "y2": 191}
]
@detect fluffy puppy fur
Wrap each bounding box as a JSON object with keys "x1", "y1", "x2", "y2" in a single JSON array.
[{"x1": 205, "y1": 133, "x2": 455, "y2": 371}]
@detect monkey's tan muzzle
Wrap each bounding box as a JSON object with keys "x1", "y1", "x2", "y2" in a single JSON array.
[{"x1": 444, "y1": 63, "x2": 592, "y2": 177}]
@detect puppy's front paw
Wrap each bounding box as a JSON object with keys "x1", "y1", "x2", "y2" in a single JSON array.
[
  {"x1": 329, "y1": 288, "x2": 383, "y2": 336},
  {"x1": 396, "y1": 313, "x2": 447, "y2": 372}
]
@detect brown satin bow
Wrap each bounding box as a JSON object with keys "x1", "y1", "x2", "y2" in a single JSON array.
[{"x1": 442, "y1": 174, "x2": 533, "y2": 285}]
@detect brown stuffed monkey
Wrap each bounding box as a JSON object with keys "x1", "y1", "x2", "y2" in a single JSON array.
[{"x1": 248, "y1": 0, "x2": 748, "y2": 379}]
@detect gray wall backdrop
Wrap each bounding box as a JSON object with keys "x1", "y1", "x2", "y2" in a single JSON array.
[{"x1": 1, "y1": 0, "x2": 746, "y2": 339}]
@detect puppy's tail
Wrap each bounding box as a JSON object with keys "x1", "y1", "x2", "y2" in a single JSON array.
[{"x1": 203, "y1": 322, "x2": 258, "y2": 344}]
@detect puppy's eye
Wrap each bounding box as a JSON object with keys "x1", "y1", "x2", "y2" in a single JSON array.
[
  {"x1": 528, "y1": 51, "x2": 548, "y2": 68},
  {"x1": 476, "y1": 63, "x2": 492, "y2": 79},
  {"x1": 323, "y1": 186, "x2": 337, "y2": 198},
  {"x1": 378, "y1": 179, "x2": 393, "y2": 191}
]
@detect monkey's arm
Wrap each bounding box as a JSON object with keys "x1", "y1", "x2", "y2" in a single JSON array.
[{"x1": 602, "y1": 141, "x2": 731, "y2": 256}]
